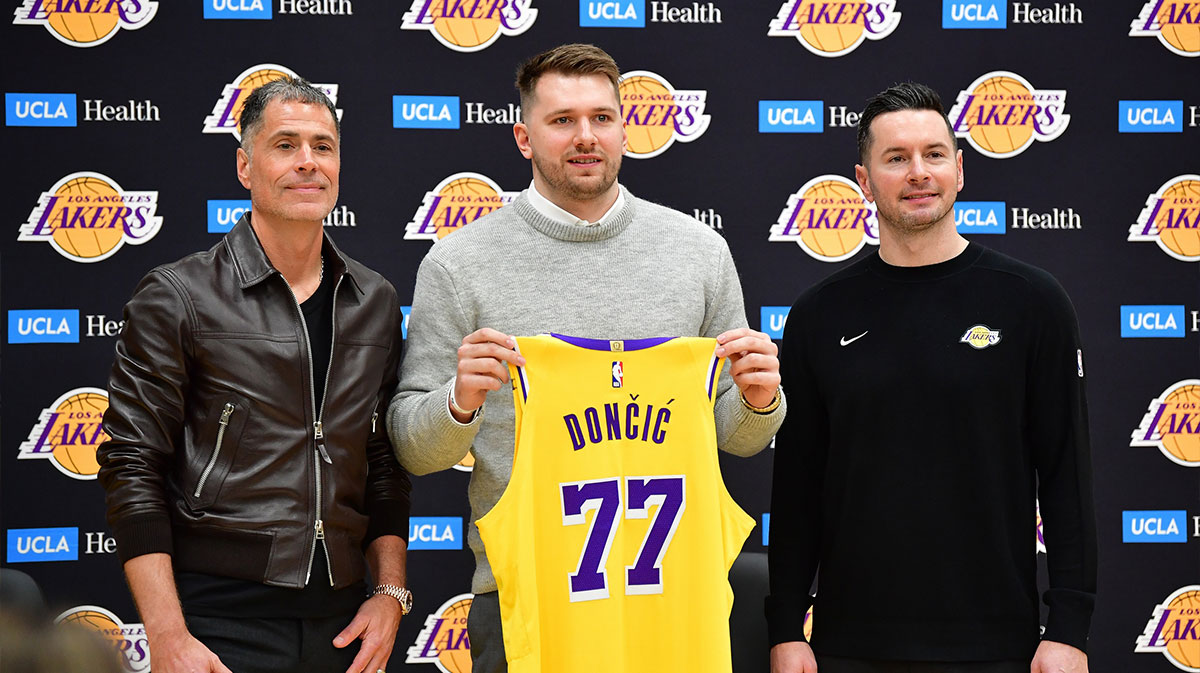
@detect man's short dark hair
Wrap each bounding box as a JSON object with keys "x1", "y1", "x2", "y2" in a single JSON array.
[
  {"x1": 515, "y1": 43, "x2": 621, "y2": 110},
  {"x1": 856, "y1": 82, "x2": 956, "y2": 163},
  {"x1": 239, "y1": 75, "x2": 340, "y2": 153}
]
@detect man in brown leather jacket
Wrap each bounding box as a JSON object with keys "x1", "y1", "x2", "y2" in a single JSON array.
[{"x1": 97, "y1": 77, "x2": 412, "y2": 673}]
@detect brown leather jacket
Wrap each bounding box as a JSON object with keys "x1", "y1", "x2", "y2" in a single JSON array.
[{"x1": 98, "y1": 216, "x2": 410, "y2": 589}]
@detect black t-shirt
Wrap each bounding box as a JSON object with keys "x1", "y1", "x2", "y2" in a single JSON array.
[{"x1": 177, "y1": 266, "x2": 366, "y2": 618}]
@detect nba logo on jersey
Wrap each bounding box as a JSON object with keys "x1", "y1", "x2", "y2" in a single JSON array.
[{"x1": 612, "y1": 361, "x2": 624, "y2": 388}]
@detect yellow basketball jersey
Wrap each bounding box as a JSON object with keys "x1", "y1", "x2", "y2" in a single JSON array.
[{"x1": 476, "y1": 334, "x2": 754, "y2": 673}]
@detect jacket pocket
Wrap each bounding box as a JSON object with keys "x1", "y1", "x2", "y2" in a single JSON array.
[{"x1": 189, "y1": 397, "x2": 250, "y2": 509}]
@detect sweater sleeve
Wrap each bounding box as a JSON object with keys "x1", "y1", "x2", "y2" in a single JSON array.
[
  {"x1": 387, "y1": 254, "x2": 482, "y2": 475},
  {"x1": 764, "y1": 296, "x2": 825, "y2": 646},
  {"x1": 1027, "y1": 276, "x2": 1097, "y2": 651},
  {"x1": 704, "y1": 236, "x2": 786, "y2": 457}
]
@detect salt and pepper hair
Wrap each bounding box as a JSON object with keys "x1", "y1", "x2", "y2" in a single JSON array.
[{"x1": 238, "y1": 76, "x2": 340, "y2": 155}]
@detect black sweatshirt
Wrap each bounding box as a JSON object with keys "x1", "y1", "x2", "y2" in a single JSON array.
[{"x1": 766, "y1": 243, "x2": 1097, "y2": 661}]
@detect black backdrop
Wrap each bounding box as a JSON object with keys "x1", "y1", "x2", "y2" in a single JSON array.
[{"x1": 3, "y1": 2, "x2": 1198, "y2": 672}]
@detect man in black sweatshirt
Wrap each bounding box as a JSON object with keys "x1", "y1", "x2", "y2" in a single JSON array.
[{"x1": 766, "y1": 82, "x2": 1097, "y2": 673}]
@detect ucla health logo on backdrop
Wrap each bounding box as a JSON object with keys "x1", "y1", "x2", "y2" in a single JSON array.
[
  {"x1": 401, "y1": 0, "x2": 536, "y2": 52},
  {"x1": 1131, "y1": 380, "x2": 1200, "y2": 468},
  {"x1": 18, "y1": 172, "x2": 162, "y2": 263},
  {"x1": 13, "y1": 0, "x2": 157, "y2": 47},
  {"x1": 761, "y1": 306, "x2": 790, "y2": 339},
  {"x1": 955, "y1": 202, "x2": 1006, "y2": 234},
  {"x1": 619, "y1": 70, "x2": 709, "y2": 158},
  {"x1": 579, "y1": 0, "x2": 722, "y2": 27},
  {"x1": 1130, "y1": 1, "x2": 1200, "y2": 57},
  {"x1": 1135, "y1": 586, "x2": 1200, "y2": 670},
  {"x1": 6, "y1": 93, "x2": 75, "y2": 126},
  {"x1": 19, "y1": 387, "x2": 110, "y2": 480},
  {"x1": 1120, "y1": 100, "x2": 1184, "y2": 133},
  {"x1": 407, "y1": 594, "x2": 473, "y2": 673},
  {"x1": 203, "y1": 64, "x2": 340, "y2": 140},
  {"x1": 768, "y1": 1, "x2": 901, "y2": 57},
  {"x1": 204, "y1": 0, "x2": 353, "y2": 18},
  {"x1": 56, "y1": 606, "x2": 150, "y2": 672},
  {"x1": 1122, "y1": 305, "x2": 1186, "y2": 338},
  {"x1": 759, "y1": 100, "x2": 823, "y2": 133},
  {"x1": 408, "y1": 517, "x2": 463, "y2": 550},
  {"x1": 768, "y1": 175, "x2": 878, "y2": 262},
  {"x1": 1129, "y1": 175, "x2": 1200, "y2": 262},
  {"x1": 942, "y1": 0, "x2": 1005, "y2": 28},
  {"x1": 8, "y1": 309, "x2": 78, "y2": 344},
  {"x1": 949, "y1": 71, "x2": 1069, "y2": 158},
  {"x1": 406, "y1": 172, "x2": 518, "y2": 241},
  {"x1": 393, "y1": 95, "x2": 460, "y2": 129},
  {"x1": 1123, "y1": 510, "x2": 1188, "y2": 543},
  {"x1": 7, "y1": 527, "x2": 78, "y2": 562}
]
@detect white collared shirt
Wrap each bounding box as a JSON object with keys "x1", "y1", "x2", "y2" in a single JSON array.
[{"x1": 526, "y1": 181, "x2": 625, "y2": 227}]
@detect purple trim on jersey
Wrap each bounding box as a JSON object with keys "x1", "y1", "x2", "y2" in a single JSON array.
[
  {"x1": 707, "y1": 353, "x2": 720, "y2": 401},
  {"x1": 513, "y1": 342, "x2": 529, "y2": 400},
  {"x1": 550, "y1": 334, "x2": 677, "y2": 351}
]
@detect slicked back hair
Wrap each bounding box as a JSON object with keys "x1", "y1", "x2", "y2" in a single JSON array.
[
  {"x1": 239, "y1": 76, "x2": 340, "y2": 155},
  {"x1": 515, "y1": 43, "x2": 621, "y2": 111},
  {"x1": 857, "y1": 82, "x2": 956, "y2": 163}
]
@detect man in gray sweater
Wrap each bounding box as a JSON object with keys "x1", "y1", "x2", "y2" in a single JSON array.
[{"x1": 387, "y1": 43, "x2": 784, "y2": 672}]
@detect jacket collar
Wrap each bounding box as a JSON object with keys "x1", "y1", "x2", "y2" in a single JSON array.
[{"x1": 224, "y1": 213, "x2": 363, "y2": 295}]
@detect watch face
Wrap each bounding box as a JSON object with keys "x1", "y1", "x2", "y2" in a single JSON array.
[{"x1": 400, "y1": 591, "x2": 413, "y2": 614}]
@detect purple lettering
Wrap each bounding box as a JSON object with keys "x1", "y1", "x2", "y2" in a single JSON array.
[
  {"x1": 651, "y1": 408, "x2": 670, "y2": 444},
  {"x1": 1143, "y1": 402, "x2": 1168, "y2": 441},
  {"x1": 564, "y1": 414, "x2": 585, "y2": 451}
]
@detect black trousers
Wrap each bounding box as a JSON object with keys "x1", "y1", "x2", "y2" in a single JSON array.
[
  {"x1": 467, "y1": 591, "x2": 507, "y2": 673},
  {"x1": 817, "y1": 654, "x2": 1029, "y2": 673},
  {"x1": 187, "y1": 612, "x2": 359, "y2": 673}
]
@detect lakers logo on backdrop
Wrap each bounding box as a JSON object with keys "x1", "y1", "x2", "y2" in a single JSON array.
[
  {"x1": 619, "y1": 70, "x2": 710, "y2": 159},
  {"x1": 948, "y1": 72, "x2": 1069, "y2": 159},
  {"x1": 407, "y1": 593, "x2": 473, "y2": 673},
  {"x1": 56, "y1": 605, "x2": 150, "y2": 672},
  {"x1": 19, "y1": 387, "x2": 110, "y2": 480},
  {"x1": 203, "y1": 64, "x2": 341, "y2": 140},
  {"x1": 1129, "y1": 175, "x2": 1200, "y2": 262},
  {"x1": 18, "y1": 172, "x2": 162, "y2": 263},
  {"x1": 1130, "y1": 1, "x2": 1200, "y2": 57},
  {"x1": 1135, "y1": 586, "x2": 1200, "y2": 671},
  {"x1": 405, "y1": 172, "x2": 518, "y2": 241},
  {"x1": 768, "y1": 1, "x2": 901, "y2": 57},
  {"x1": 401, "y1": 0, "x2": 537, "y2": 52},
  {"x1": 768, "y1": 175, "x2": 878, "y2": 262},
  {"x1": 1131, "y1": 379, "x2": 1200, "y2": 467},
  {"x1": 13, "y1": 0, "x2": 157, "y2": 47}
]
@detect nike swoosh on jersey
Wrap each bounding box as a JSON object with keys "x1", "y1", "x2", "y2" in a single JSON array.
[{"x1": 840, "y1": 331, "x2": 868, "y2": 346}]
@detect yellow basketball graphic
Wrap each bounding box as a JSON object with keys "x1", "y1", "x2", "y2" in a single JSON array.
[
  {"x1": 1158, "y1": 384, "x2": 1200, "y2": 465},
  {"x1": 770, "y1": 175, "x2": 877, "y2": 262},
  {"x1": 435, "y1": 177, "x2": 503, "y2": 239},
  {"x1": 620, "y1": 75, "x2": 676, "y2": 156},
  {"x1": 44, "y1": 4, "x2": 120, "y2": 45},
  {"x1": 49, "y1": 390, "x2": 110, "y2": 478},
  {"x1": 797, "y1": 0, "x2": 864, "y2": 54},
  {"x1": 1157, "y1": 4, "x2": 1200, "y2": 55},
  {"x1": 233, "y1": 68, "x2": 291, "y2": 135},
  {"x1": 58, "y1": 609, "x2": 122, "y2": 638},
  {"x1": 407, "y1": 593, "x2": 474, "y2": 672},
  {"x1": 431, "y1": 1, "x2": 502, "y2": 50},
  {"x1": 968, "y1": 76, "x2": 1034, "y2": 156},
  {"x1": 406, "y1": 173, "x2": 517, "y2": 242},
  {"x1": 19, "y1": 388, "x2": 111, "y2": 480},
  {"x1": 46, "y1": 176, "x2": 126, "y2": 260},
  {"x1": 800, "y1": 180, "x2": 871, "y2": 260},
  {"x1": 1137, "y1": 586, "x2": 1200, "y2": 670},
  {"x1": 437, "y1": 597, "x2": 474, "y2": 673},
  {"x1": 1131, "y1": 380, "x2": 1200, "y2": 467},
  {"x1": 1152, "y1": 179, "x2": 1200, "y2": 260}
]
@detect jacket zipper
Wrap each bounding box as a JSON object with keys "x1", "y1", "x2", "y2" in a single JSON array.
[
  {"x1": 193, "y1": 403, "x2": 235, "y2": 498},
  {"x1": 295, "y1": 269, "x2": 344, "y2": 588}
]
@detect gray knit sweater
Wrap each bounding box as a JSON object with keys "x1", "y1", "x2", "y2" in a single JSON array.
[{"x1": 387, "y1": 187, "x2": 786, "y2": 594}]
